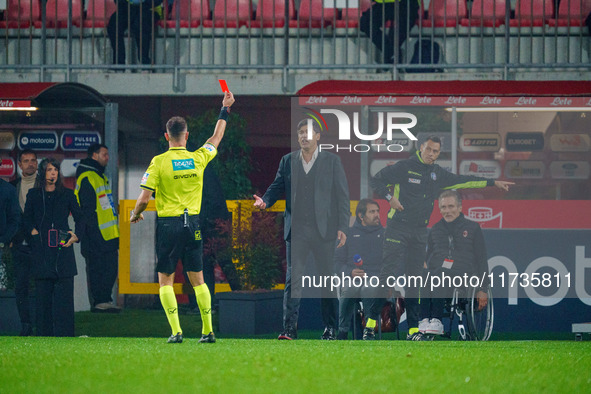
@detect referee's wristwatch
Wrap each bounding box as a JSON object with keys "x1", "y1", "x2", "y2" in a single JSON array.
[{"x1": 130, "y1": 210, "x2": 140, "y2": 221}]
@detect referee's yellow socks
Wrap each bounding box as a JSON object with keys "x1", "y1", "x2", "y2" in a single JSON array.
[
  {"x1": 366, "y1": 318, "x2": 377, "y2": 329},
  {"x1": 159, "y1": 285, "x2": 182, "y2": 335},
  {"x1": 194, "y1": 284, "x2": 213, "y2": 335}
]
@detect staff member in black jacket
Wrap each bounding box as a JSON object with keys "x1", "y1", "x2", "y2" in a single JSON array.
[
  {"x1": 254, "y1": 119, "x2": 350, "y2": 341},
  {"x1": 23, "y1": 158, "x2": 83, "y2": 337},
  {"x1": 0, "y1": 178, "x2": 20, "y2": 291},
  {"x1": 422, "y1": 190, "x2": 489, "y2": 336},
  {"x1": 371, "y1": 135, "x2": 511, "y2": 341},
  {"x1": 10, "y1": 149, "x2": 38, "y2": 336},
  {"x1": 335, "y1": 199, "x2": 384, "y2": 340}
]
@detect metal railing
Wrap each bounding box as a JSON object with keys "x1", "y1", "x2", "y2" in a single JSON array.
[{"x1": 1, "y1": 0, "x2": 590, "y2": 79}]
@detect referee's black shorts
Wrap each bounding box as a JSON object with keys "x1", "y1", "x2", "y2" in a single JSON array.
[{"x1": 155, "y1": 215, "x2": 203, "y2": 274}]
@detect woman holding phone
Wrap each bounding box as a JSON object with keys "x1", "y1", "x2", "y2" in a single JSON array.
[{"x1": 23, "y1": 157, "x2": 84, "y2": 337}]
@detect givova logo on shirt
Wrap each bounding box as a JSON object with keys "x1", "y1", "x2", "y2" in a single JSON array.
[{"x1": 172, "y1": 159, "x2": 195, "y2": 171}]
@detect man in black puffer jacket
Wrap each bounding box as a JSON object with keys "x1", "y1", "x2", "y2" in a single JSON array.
[{"x1": 422, "y1": 189, "x2": 490, "y2": 336}]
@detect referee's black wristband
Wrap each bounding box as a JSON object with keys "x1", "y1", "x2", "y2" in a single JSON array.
[{"x1": 218, "y1": 106, "x2": 230, "y2": 121}]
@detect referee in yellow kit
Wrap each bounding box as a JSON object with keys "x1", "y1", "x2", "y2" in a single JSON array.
[{"x1": 130, "y1": 91, "x2": 235, "y2": 343}]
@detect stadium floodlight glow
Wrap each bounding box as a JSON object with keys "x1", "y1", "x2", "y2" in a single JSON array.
[
  {"x1": 445, "y1": 107, "x2": 591, "y2": 112},
  {"x1": 0, "y1": 106, "x2": 38, "y2": 111}
]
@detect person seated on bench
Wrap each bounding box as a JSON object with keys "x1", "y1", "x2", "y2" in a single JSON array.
[
  {"x1": 420, "y1": 190, "x2": 489, "y2": 336},
  {"x1": 335, "y1": 199, "x2": 384, "y2": 340}
]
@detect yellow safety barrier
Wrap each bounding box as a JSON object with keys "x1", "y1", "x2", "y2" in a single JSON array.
[
  {"x1": 119, "y1": 199, "x2": 358, "y2": 295},
  {"x1": 119, "y1": 199, "x2": 286, "y2": 295}
]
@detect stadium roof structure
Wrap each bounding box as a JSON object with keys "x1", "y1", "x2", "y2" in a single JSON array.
[
  {"x1": 297, "y1": 80, "x2": 591, "y2": 97},
  {"x1": 0, "y1": 82, "x2": 108, "y2": 108}
]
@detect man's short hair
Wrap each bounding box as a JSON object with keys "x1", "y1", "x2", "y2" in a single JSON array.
[
  {"x1": 18, "y1": 149, "x2": 36, "y2": 162},
  {"x1": 297, "y1": 119, "x2": 320, "y2": 134},
  {"x1": 424, "y1": 135, "x2": 442, "y2": 146},
  {"x1": 87, "y1": 143, "x2": 108, "y2": 157},
  {"x1": 439, "y1": 190, "x2": 462, "y2": 206},
  {"x1": 356, "y1": 198, "x2": 379, "y2": 221},
  {"x1": 166, "y1": 116, "x2": 188, "y2": 139}
]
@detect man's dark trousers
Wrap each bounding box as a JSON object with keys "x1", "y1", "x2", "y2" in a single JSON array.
[
  {"x1": 284, "y1": 224, "x2": 338, "y2": 331},
  {"x1": 84, "y1": 249, "x2": 118, "y2": 306},
  {"x1": 374, "y1": 221, "x2": 427, "y2": 330},
  {"x1": 13, "y1": 245, "x2": 34, "y2": 327}
]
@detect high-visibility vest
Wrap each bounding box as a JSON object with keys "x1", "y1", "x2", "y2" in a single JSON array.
[{"x1": 75, "y1": 171, "x2": 120, "y2": 241}]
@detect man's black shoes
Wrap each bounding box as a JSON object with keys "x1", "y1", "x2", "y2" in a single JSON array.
[
  {"x1": 406, "y1": 331, "x2": 431, "y2": 341},
  {"x1": 167, "y1": 332, "x2": 183, "y2": 343},
  {"x1": 199, "y1": 332, "x2": 216, "y2": 343},
  {"x1": 321, "y1": 327, "x2": 336, "y2": 340},
  {"x1": 20, "y1": 323, "x2": 33, "y2": 337},
  {"x1": 336, "y1": 331, "x2": 348, "y2": 340},
  {"x1": 278, "y1": 327, "x2": 297, "y2": 340}
]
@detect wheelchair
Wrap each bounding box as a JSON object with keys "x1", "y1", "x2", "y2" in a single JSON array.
[
  {"x1": 441, "y1": 286, "x2": 494, "y2": 341},
  {"x1": 352, "y1": 286, "x2": 493, "y2": 341}
]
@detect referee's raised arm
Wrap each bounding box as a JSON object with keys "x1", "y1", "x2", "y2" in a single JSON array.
[{"x1": 206, "y1": 91, "x2": 235, "y2": 149}]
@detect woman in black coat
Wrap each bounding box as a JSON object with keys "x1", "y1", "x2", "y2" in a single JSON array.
[{"x1": 23, "y1": 158, "x2": 84, "y2": 337}]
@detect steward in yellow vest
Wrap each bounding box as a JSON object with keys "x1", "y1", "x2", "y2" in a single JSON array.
[{"x1": 75, "y1": 144, "x2": 121, "y2": 312}]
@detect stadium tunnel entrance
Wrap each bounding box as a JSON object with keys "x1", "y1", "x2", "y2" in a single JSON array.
[
  {"x1": 0, "y1": 82, "x2": 118, "y2": 196},
  {"x1": 0, "y1": 82, "x2": 117, "y2": 314}
]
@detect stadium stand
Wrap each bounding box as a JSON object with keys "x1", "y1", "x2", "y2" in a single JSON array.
[
  {"x1": 252, "y1": 0, "x2": 295, "y2": 28},
  {"x1": 1, "y1": 0, "x2": 40, "y2": 28},
  {"x1": 34, "y1": 0, "x2": 83, "y2": 28},
  {"x1": 82, "y1": 0, "x2": 118, "y2": 28},
  {"x1": 295, "y1": 0, "x2": 337, "y2": 28},
  {"x1": 420, "y1": 0, "x2": 468, "y2": 28}
]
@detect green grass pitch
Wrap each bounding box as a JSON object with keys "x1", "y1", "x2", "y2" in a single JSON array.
[
  {"x1": 1, "y1": 309, "x2": 590, "y2": 393},
  {"x1": 2, "y1": 337, "x2": 590, "y2": 392}
]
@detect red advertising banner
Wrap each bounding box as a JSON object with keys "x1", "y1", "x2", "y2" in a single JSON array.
[{"x1": 377, "y1": 200, "x2": 591, "y2": 229}]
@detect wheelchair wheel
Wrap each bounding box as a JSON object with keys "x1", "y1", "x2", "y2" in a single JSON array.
[{"x1": 465, "y1": 287, "x2": 494, "y2": 341}]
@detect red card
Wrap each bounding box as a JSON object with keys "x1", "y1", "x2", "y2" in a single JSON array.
[{"x1": 219, "y1": 79, "x2": 229, "y2": 92}]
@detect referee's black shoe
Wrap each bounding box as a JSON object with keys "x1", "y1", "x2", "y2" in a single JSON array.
[
  {"x1": 167, "y1": 332, "x2": 183, "y2": 343},
  {"x1": 198, "y1": 332, "x2": 216, "y2": 343},
  {"x1": 362, "y1": 327, "x2": 376, "y2": 340},
  {"x1": 321, "y1": 327, "x2": 336, "y2": 340}
]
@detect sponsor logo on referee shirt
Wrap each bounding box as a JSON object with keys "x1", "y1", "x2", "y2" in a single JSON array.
[
  {"x1": 172, "y1": 159, "x2": 195, "y2": 171},
  {"x1": 141, "y1": 172, "x2": 149, "y2": 184}
]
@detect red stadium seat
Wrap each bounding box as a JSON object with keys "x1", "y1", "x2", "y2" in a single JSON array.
[
  {"x1": 336, "y1": 0, "x2": 372, "y2": 28},
  {"x1": 83, "y1": 0, "x2": 118, "y2": 28},
  {"x1": 419, "y1": 0, "x2": 468, "y2": 28},
  {"x1": 34, "y1": 0, "x2": 83, "y2": 28},
  {"x1": 295, "y1": 0, "x2": 337, "y2": 28},
  {"x1": 461, "y1": 0, "x2": 507, "y2": 27},
  {"x1": 161, "y1": 0, "x2": 211, "y2": 28},
  {"x1": 548, "y1": 0, "x2": 591, "y2": 27},
  {"x1": 509, "y1": 0, "x2": 552, "y2": 27},
  {"x1": 211, "y1": 0, "x2": 253, "y2": 28},
  {"x1": 252, "y1": 0, "x2": 295, "y2": 28},
  {"x1": 1, "y1": 0, "x2": 41, "y2": 28}
]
